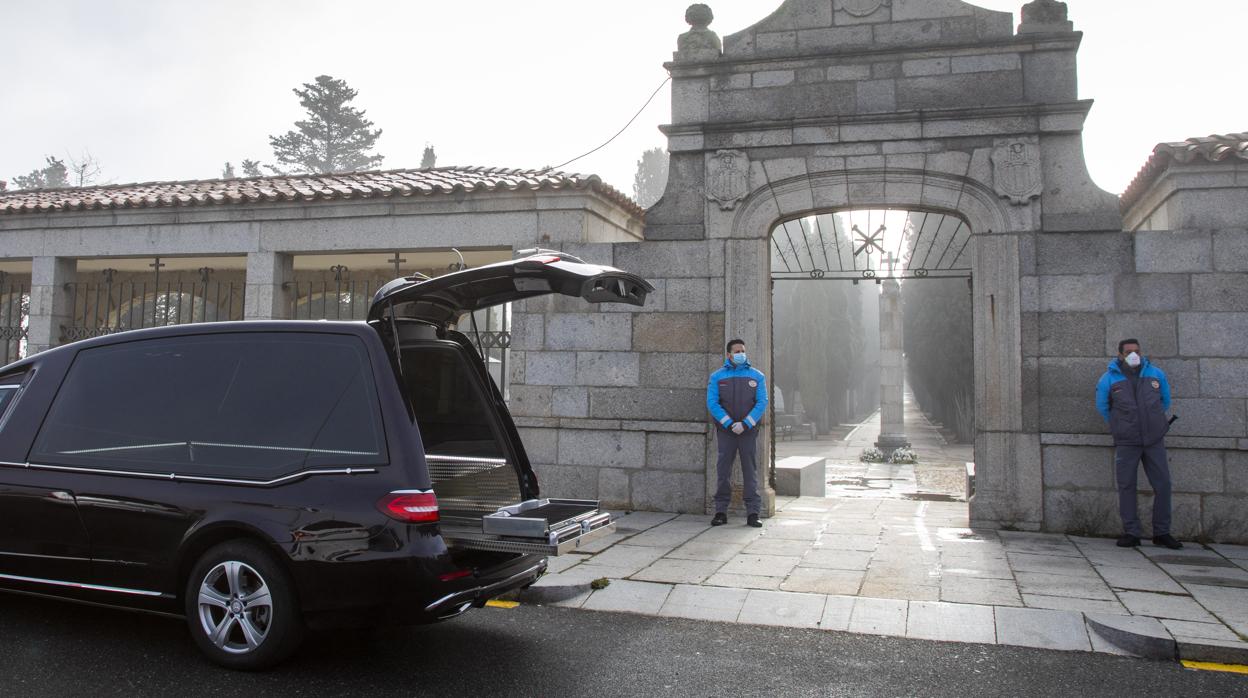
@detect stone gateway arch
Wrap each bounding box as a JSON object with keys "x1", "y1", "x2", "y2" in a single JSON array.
[{"x1": 508, "y1": 0, "x2": 1248, "y2": 543}]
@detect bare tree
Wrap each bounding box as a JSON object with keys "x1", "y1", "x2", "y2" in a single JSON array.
[{"x1": 66, "y1": 151, "x2": 104, "y2": 187}]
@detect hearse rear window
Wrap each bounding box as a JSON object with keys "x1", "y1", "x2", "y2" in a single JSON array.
[{"x1": 31, "y1": 333, "x2": 386, "y2": 478}]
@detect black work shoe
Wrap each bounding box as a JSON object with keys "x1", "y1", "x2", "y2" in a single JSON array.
[
  {"x1": 746, "y1": 513, "x2": 762, "y2": 528},
  {"x1": 1153, "y1": 534, "x2": 1184, "y2": 550},
  {"x1": 1116, "y1": 534, "x2": 1141, "y2": 548},
  {"x1": 711, "y1": 512, "x2": 727, "y2": 526}
]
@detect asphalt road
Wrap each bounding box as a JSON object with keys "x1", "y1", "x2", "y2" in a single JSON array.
[{"x1": 0, "y1": 592, "x2": 1242, "y2": 696}]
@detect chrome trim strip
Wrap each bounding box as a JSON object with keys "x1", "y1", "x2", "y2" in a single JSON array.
[
  {"x1": 423, "y1": 561, "x2": 546, "y2": 614},
  {"x1": 0, "y1": 460, "x2": 377, "y2": 487},
  {"x1": 185, "y1": 441, "x2": 379, "y2": 456},
  {"x1": 59, "y1": 441, "x2": 378, "y2": 457},
  {"x1": 0, "y1": 572, "x2": 162, "y2": 597},
  {"x1": 425, "y1": 454, "x2": 508, "y2": 466},
  {"x1": 59, "y1": 442, "x2": 184, "y2": 455},
  {"x1": 0, "y1": 551, "x2": 92, "y2": 562}
]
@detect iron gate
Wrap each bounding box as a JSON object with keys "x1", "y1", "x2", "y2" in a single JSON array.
[{"x1": 1, "y1": 282, "x2": 28, "y2": 365}]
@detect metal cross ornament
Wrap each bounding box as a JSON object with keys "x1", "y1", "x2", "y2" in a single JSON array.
[
  {"x1": 388, "y1": 252, "x2": 407, "y2": 275},
  {"x1": 853, "y1": 224, "x2": 887, "y2": 257}
]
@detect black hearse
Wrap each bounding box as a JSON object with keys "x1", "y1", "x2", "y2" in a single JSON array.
[{"x1": 0, "y1": 252, "x2": 651, "y2": 669}]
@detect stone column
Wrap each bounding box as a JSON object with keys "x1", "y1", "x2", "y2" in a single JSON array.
[
  {"x1": 244, "y1": 251, "x2": 295, "y2": 321},
  {"x1": 876, "y1": 278, "x2": 909, "y2": 450},
  {"x1": 26, "y1": 256, "x2": 76, "y2": 355}
]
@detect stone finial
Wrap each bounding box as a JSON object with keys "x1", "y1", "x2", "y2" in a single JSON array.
[
  {"x1": 1018, "y1": 0, "x2": 1074, "y2": 34},
  {"x1": 675, "y1": 3, "x2": 721, "y2": 62},
  {"x1": 686, "y1": 3, "x2": 713, "y2": 29}
]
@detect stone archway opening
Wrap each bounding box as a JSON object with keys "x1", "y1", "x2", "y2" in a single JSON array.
[{"x1": 769, "y1": 207, "x2": 976, "y2": 508}]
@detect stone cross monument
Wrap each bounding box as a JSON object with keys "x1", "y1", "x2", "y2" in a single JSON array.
[{"x1": 875, "y1": 278, "x2": 909, "y2": 451}]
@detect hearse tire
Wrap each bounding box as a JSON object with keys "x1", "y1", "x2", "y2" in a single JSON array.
[{"x1": 184, "y1": 540, "x2": 305, "y2": 670}]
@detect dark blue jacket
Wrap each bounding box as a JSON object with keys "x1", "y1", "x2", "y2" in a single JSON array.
[
  {"x1": 707, "y1": 358, "x2": 768, "y2": 431},
  {"x1": 1095, "y1": 357, "x2": 1171, "y2": 446}
]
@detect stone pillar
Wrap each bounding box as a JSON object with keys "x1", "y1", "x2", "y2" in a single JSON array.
[
  {"x1": 244, "y1": 252, "x2": 295, "y2": 321},
  {"x1": 876, "y1": 278, "x2": 909, "y2": 450},
  {"x1": 26, "y1": 256, "x2": 76, "y2": 355},
  {"x1": 725, "y1": 237, "x2": 776, "y2": 516}
]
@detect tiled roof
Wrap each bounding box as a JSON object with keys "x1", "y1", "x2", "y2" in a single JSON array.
[
  {"x1": 1121, "y1": 133, "x2": 1248, "y2": 212},
  {"x1": 0, "y1": 166, "x2": 645, "y2": 218}
]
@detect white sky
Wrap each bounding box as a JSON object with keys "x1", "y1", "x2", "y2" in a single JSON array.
[{"x1": 1, "y1": 0, "x2": 1243, "y2": 197}]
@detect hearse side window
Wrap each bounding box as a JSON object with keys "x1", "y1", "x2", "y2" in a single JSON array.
[
  {"x1": 0, "y1": 373, "x2": 25, "y2": 425},
  {"x1": 31, "y1": 333, "x2": 386, "y2": 478},
  {"x1": 400, "y1": 345, "x2": 505, "y2": 460}
]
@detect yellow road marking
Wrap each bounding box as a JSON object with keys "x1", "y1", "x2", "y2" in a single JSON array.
[
  {"x1": 1182, "y1": 660, "x2": 1248, "y2": 674},
  {"x1": 485, "y1": 600, "x2": 519, "y2": 609}
]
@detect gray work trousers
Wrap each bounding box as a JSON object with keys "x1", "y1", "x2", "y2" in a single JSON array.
[
  {"x1": 1114, "y1": 442, "x2": 1172, "y2": 537},
  {"x1": 714, "y1": 426, "x2": 760, "y2": 515}
]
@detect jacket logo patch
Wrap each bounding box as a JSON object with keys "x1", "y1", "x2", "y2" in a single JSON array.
[
  {"x1": 1151, "y1": 380, "x2": 1160, "y2": 389},
  {"x1": 748, "y1": 380, "x2": 757, "y2": 388}
]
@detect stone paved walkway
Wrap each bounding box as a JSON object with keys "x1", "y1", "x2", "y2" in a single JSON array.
[
  {"x1": 519, "y1": 498, "x2": 1248, "y2": 663},
  {"x1": 776, "y1": 388, "x2": 973, "y2": 500}
]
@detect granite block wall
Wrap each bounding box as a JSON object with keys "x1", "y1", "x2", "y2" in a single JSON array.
[
  {"x1": 1028, "y1": 223, "x2": 1248, "y2": 542},
  {"x1": 508, "y1": 241, "x2": 722, "y2": 513}
]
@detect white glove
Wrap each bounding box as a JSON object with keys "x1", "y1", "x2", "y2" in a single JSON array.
[{"x1": 731, "y1": 422, "x2": 745, "y2": 435}]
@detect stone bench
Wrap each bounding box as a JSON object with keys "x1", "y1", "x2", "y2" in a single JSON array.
[{"x1": 775, "y1": 456, "x2": 826, "y2": 497}]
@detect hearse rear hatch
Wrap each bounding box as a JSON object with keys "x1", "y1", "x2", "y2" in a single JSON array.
[
  {"x1": 368, "y1": 250, "x2": 653, "y2": 327},
  {"x1": 374, "y1": 251, "x2": 652, "y2": 556}
]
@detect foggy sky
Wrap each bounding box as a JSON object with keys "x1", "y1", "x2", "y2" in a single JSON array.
[{"x1": 1, "y1": 0, "x2": 1243, "y2": 196}]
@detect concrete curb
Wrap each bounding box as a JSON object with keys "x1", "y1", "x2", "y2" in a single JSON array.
[
  {"x1": 1084, "y1": 614, "x2": 1177, "y2": 661},
  {"x1": 518, "y1": 583, "x2": 1248, "y2": 666},
  {"x1": 1176, "y1": 638, "x2": 1248, "y2": 666},
  {"x1": 510, "y1": 584, "x2": 591, "y2": 605}
]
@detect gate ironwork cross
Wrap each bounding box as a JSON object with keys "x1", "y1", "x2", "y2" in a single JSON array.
[{"x1": 853, "y1": 224, "x2": 886, "y2": 257}]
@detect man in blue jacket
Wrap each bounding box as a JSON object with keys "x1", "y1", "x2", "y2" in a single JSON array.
[
  {"x1": 1095, "y1": 338, "x2": 1182, "y2": 549},
  {"x1": 707, "y1": 338, "x2": 768, "y2": 527}
]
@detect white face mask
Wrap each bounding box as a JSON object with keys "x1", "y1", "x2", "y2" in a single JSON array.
[{"x1": 1125, "y1": 352, "x2": 1142, "y2": 368}]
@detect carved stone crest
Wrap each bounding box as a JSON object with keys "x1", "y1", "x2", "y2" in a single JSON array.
[
  {"x1": 991, "y1": 140, "x2": 1043, "y2": 205},
  {"x1": 839, "y1": 0, "x2": 888, "y2": 18},
  {"x1": 706, "y1": 150, "x2": 749, "y2": 210}
]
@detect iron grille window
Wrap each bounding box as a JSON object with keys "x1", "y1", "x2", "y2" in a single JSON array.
[
  {"x1": 0, "y1": 285, "x2": 29, "y2": 365},
  {"x1": 65, "y1": 281, "x2": 242, "y2": 340}
]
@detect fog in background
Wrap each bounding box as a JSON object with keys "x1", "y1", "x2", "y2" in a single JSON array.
[{"x1": 1, "y1": 0, "x2": 1244, "y2": 196}]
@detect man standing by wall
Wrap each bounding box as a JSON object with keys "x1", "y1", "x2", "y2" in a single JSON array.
[
  {"x1": 707, "y1": 339, "x2": 768, "y2": 528},
  {"x1": 1096, "y1": 338, "x2": 1183, "y2": 549}
]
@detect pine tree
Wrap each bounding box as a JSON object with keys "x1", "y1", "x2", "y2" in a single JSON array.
[
  {"x1": 420, "y1": 145, "x2": 437, "y2": 169},
  {"x1": 632, "y1": 147, "x2": 669, "y2": 208},
  {"x1": 12, "y1": 156, "x2": 70, "y2": 190},
  {"x1": 268, "y1": 75, "x2": 384, "y2": 174}
]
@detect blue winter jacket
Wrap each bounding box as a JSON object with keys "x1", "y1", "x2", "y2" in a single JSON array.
[
  {"x1": 1095, "y1": 357, "x2": 1171, "y2": 446},
  {"x1": 707, "y1": 358, "x2": 768, "y2": 431}
]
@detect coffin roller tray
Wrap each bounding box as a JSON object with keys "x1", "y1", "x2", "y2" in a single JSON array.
[
  {"x1": 440, "y1": 498, "x2": 615, "y2": 556},
  {"x1": 483, "y1": 498, "x2": 609, "y2": 541}
]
